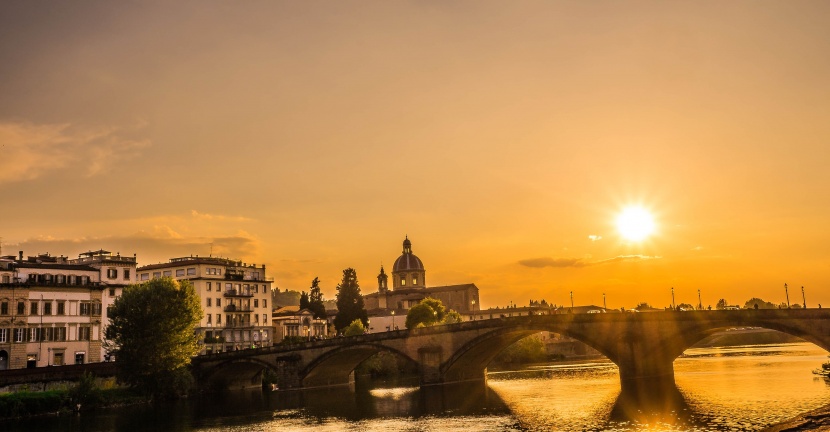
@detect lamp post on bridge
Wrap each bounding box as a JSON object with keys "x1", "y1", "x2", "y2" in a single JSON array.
[
  {"x1": 802, "y1": 286, "x2": 806, "y2": 309},
  {"x1": 785, "y1": 283, "x2": 790, "y2": 308},
  {"x1": 603, "y1": 293, "x2": 606, "y2": 310},
  {"x1": 698, "y1": 288, "x2": 702, "y2": 310},
  {"x1": 671, "y1": 287, "x2": 675, "y2": 309},
  {"x1": 570, "y1": 291, "x2": 574, "y2": 310},
  {"x1": 391, "y1": 310, "x2": 395, "y2": 330}
]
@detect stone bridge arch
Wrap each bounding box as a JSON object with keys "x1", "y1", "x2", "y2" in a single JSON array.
[
  {"x1": 441, "y1": 322, "x2": 619, "y2": 383},
  {"x1": 196, "y1": 356, "x2": 278, "y2": 391},
  {"x1": 302, "y1": 343, "x2": 418, "y2": 388}
]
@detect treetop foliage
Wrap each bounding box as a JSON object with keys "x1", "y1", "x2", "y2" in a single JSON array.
[
  {"x1": 405, "y1": 297, "x2": 461, "y2": 329},
  {"x1": 333, "y1": 268, "x2": 368, "y2": 332},
  {"x1": 105, "y1": 277, "x2": 202, "y2": 398}
]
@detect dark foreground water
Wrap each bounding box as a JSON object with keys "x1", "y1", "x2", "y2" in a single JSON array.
[{"x1": 5, "y1": 342, "x2": 830, "y2": 431}]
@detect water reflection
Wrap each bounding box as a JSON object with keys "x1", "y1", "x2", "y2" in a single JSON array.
[{"x1": 4, "y1": 343, "x2": 829, "y2": 431}]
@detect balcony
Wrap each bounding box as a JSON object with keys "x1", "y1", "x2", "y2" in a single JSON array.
[
  {"x1": 223, "y1": 321, "x2": 254, "y2": 328},
  {"x1": 223, "y1": 289, "x2": 254, "y2": 298},
  {"x1": 223, "y1": 304, "x2": 252, "y2": 313}
]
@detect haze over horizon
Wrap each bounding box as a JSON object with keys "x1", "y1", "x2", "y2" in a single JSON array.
[{"x1": 2, "y1": 1, "x2": 829, "y2": 309}]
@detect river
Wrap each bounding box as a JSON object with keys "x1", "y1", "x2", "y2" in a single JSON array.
[{"x1": 5, "y1": 342, "x2": 830, "y2": 431}]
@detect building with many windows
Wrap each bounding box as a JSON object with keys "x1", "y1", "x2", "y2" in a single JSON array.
[
  {"x1": 0, "y1": 250, "x2": 136, "y2": 369},
  {"x1": 137, "y1": 256, "x2": 273, "y2": 354}
]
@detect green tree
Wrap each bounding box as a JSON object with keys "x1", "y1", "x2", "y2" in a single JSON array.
[
  {"x1": 105, "y1": 277, "x2": 202, "y2": 399},
  {"x1": 333, "y1": 268, "x2": 368, "y2": 332},
  {"x1": 492, "y1": 334, "x2": 547, "y2": 365},
  {"x1": 272, "y1": 288, "x2": 301, "y2": 307},
  {"x1": 308, "y1": 277, "x2": 327, "y2": 319},
  {"x1": 634, "y1": 302, "x2": 653, "y2": 311},
  {"x1": 443, "y1": 309, "x2": 463, "y2": 324},
  {"x1": 343, "y1": 319, "x2": 366, "y2": 336},
  {"x1": 744, "y1": 298, "x2": 776, "y2": 309},
  {"x1": 299, "y1": 291, "x2": 310, "y2": 310},
  {"x1": 716, "y1": 299, "x2": 729, "y2": 310},
  {"x1": 677, "y1": 303, "x2": 694, "y2": 310},
  {"x1": 406, "y1": 297, "x2": 458, "y2": 329}
]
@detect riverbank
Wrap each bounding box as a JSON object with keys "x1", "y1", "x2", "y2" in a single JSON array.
[{"x1": 762, "y1": 402, "x2": 830, "y2": 431}]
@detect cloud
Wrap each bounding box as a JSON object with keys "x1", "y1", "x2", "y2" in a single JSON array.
[
  {"x1": 7, "y1": 230, "x2": 263, "y2": 266},
  {"x1": 588, "y1": 235, "x2": 602, "y2": 242},
  {"x1": 518, "y1": 254, "x2": 661, "y2": 268},
  {"x1": 518, "y1": 257, "x2": 589, "y2": 268},
  {"x1": 190, "y1": 210, "x2": 254, "y2": 222},
  {"x1": 0, "y1": 121, "x2": 150, "y2": 184}
]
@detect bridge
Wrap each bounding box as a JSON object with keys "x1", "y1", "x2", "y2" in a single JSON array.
[{"x1": 192, "y1": 309, "x2": 830, "y2": 392}]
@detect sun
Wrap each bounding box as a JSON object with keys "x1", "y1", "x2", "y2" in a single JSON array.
[{"x1": 616, "y1": 206, "x2": 655, "y2": 242}]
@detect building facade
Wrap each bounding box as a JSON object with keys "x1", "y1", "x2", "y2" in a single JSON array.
[
  {"x1": 0, "y1": 250, "x2": 136, "y2": 369},
  {"x1": 271, "y1": 306, "x2": 328, "y2": 343},
  {"x1": 137, "y1": 257, "x2": 272, "y2": 354},
  {"x1": 363, "y1": 237, "x2": 480, "y2": 332}
]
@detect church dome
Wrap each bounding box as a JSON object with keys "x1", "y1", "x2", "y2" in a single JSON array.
[{"x1": 392, "y1": 236, "x2": 424, "y2": 272}]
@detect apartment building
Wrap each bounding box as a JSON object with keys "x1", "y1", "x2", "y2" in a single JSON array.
[
  {"x1": 0, "y1": 250, "x2": 136, "y2": 369},
  {"x1": 137, "y1": 256, "x2": 272, "y2": 354}
]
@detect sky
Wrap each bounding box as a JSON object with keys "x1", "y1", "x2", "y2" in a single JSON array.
[{"x1": 2, "y1": 1, "x2": 829, "y2": 310}]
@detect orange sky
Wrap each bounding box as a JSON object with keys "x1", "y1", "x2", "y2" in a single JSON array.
[{"x1": 2, "y1": 1, "x2": 829, "y2": 309}]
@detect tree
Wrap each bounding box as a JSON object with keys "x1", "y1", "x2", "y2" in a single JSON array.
[
  {"x1": 716, "y1": 299, "x2": 728, "y2": 310},
  {"x1": 308, "y1": 277, "x2": 327, "y2": 319},
  {"x1": 492, "y1": 334, "x2": 547, "y2": 365},
  {"x1": 299, "y1": 291, "x2": 310, "y2": 310},
  {"x1": 635, "y1": 302, "x2": 653, "y2": 311},
  {"x1": 677, "y1": 303, "x2": 694, "y2": 311},
  {"x1": 272, "y1": 288, "x2": 301, "y2": 307},
  {"x1": 744, "y1": 298, "x2": 776, "y2": 309},
  {"x1": 343, "y1": 319, "x2": 366, "y2": 336},
  {"x1": 333, "y1": 268, "x2": 368, "y2": 332},
  {"x1": 405, "y1": 297, "x2": 460, "y2": 329},
  {"x1": 105, "y1": 278, "x2": 202, "y2": 398}
]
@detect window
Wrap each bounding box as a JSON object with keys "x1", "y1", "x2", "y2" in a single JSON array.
[
  {"x1": 17, "y1": 302, "x2": 25, "y2": 315},
  {"x1": 123, "y1": 269, "x2": 130, "y2": 280},
  {"x1": 78, "y1": 326, "x2": 91, "y2": 341},
  {"x1": 263, "y1": 299, "x2": 267, "y2": 308},
  {"x1": 0, "y1": 328, "x2": 6, "y2": 343},
  {"x1": 187, "y1": 268, "x2": 196, "y2": 276},
  {"x1": 14, "y1": 328, "x2": 24, "y2": 343},
  {"x1": 44, "y1": 302, "x2": 52, "y2": 315},
  {"x1": 413, "y1": 276, "x2": 418, "y2": 285},
  {"x1": 255, "y1": 314, "x2": 259, "y2": 323},
  {"x1": 207, "y1": 298, "x2": 212, "y2": 307},
  {"x1": 225, "y1": 283, "x2": 232, "y2": 291},
  {"x1": 1, "y1": 275, "x2": 8, "y2": 283},
  {"x1": 140, "y1": 273, "x2": 149, "y2": 281},
  {"x1": 401, "y1": 277, "x2": 406, "y2": 286},
  {"x1": 29, "y1": 327, "x2": 37, "y2": 342},
  {"x1": 92, "y1": 302, "x2": 102, "y2": 316},
  {"x1": 175, "y1": 269, "x2": 185, "y2": 277},
  {"x1": 263, "y1": 314, "x2": 268, "y2": 324},
  {"x1": 55, "y1": 327, "x2": 66, "y2": 341},
  {"x1": 107, "y1": 268, "x2": 117, "y2": 279},
  {"x1": 68, "y1": 275, "x2": 77, "y2": 284},
  {"x1": 207, "y1": 282, "x2": 212, "y2": 291},
  {"x1": 207, "y1": 314, "x2": 212, "y2": 324},
  {"x1": 216, "y1": 298, "x2": 221, "y2": 307},
  {"x1": 109, "y1": 288, "x2": 115, "y2": 296},
  {"x1": 153, "y1": 272, "x2": 161, "y2": 279},
  {"x1": 57, "y1": 301, "x2": 65, "y2": 315},
  {"x1": 216, "y1": 314, "x2": 221, "y2": 324},
  {"x1": 163, "y1": 270, "x2": 172, "y2": 277},
  {"x1": 30, "y1": 302, "x2": 38, "y2": 315},
  {"x1": 254, "y1": 299, "x2": 258, "y2": 308},
  {"x1": 80, "y1": 302, "x2": 91, "y2": 316},
  {"x1": 1, "y1": 301, "x2": 7, "y2": 315},
  {"x1": 56, "y1": 274, "x2": 65, "y2": 284}
]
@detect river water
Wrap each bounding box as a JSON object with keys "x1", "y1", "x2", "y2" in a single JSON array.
[{"x1": 6, "y1": 342, "x2": 830, "y2": 431}]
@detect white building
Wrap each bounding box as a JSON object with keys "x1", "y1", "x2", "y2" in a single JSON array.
[
  {"x1": 137, "y1": 256, "x2": 273, "y2": 354},
  {"x1": 0, "y1": 250, "x2": 136, "y2": 369},
  {"x1": 272, "y1": 306, "x2": 328, "y2": 342}
]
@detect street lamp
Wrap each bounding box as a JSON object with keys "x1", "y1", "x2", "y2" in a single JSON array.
[
  {"x1": 570, "y1": 291, "x2": 574, "y2": 309},
  {"x1": 802, "y1": 286, "x2": 806, "y2": 309},
  {"x1": 603, "y1": 293, "x2": 606, "y2": 310},
  {"x1": 671, "y1": 287, "x2": 675, "y2": 309},
  {"x1": 698, "y1": 288, "x2": 702, "y2": 310},
  {"x1": 391, "y1": 310, "x2": 396, "y2": 331},
  {"x1": 785, "y1": 283, "x2": 790, "y2": 308}
]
